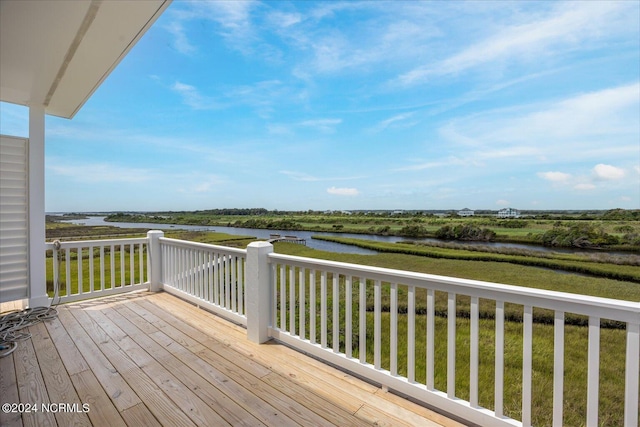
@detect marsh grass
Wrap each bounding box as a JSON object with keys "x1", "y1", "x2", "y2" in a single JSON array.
[
  {"x1": 273, "y1": 242, "x2": 637, "y2": 426},
  {"x1": 312, "y1": 236, "x2": 640, "y2": 284},
  {"x1": 273, "y1": 267, "x2": 631, "y2": 426}
]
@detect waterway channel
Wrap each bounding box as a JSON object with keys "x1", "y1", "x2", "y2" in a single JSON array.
[{"x1": 63, "y1": 216, "x2": 634, "y2": 258}]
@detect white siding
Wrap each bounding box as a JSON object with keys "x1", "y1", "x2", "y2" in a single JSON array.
[{"x1": 0, "y1": 135, "x2": 29, "y2": 303}]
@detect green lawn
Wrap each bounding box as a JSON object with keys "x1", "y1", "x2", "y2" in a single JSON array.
[
  {"x1": 46, "y1": 246, "x2": 147, "y2": 297},
  {"x1": 271, "y1": 241, "x2": 638, "y2": 427}
]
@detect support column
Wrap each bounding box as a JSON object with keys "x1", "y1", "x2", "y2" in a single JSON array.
[
  {"x1": 28, "y1": 105, "x2": 48, "y2": 308},
  {"x1": 246, "y1": 241, "x2": 273, "y2": 343},
  {"x1": 147, "y1": 230, "x2": 164, "y2": 292}
]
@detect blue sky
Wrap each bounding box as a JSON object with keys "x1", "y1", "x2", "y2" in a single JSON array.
[{"x1": 1, "y1": 0, "x2": 639, "y2": 212}]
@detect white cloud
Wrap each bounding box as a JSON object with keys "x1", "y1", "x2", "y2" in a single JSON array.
[
  {"x1": 574, "y1": 183, "x2": 596, "y2": 191},
  {"x1": 439, "y1": 83, "x2": 640, "y2": 164},
  {"x1": 176, "y1": 173, "x2": 226, "y2": 194},
  {"x1": 495, "y1": 83, "x2": 638, "y2": 142},
  {"x1": 327, "y1": 187, "x2": 359, "y2": 196},
  {"x1": 496, "y1": 199, "x2": 510, "y2": 206},
  {"x1": 397, "y1": 2, "x2": 635, "y2": 86},
  {"x1": 280, "y1": 171, "x2": 319, "y2": 182},
  {"x1": 536, "y1": 165, "x2": 632, "y2": 192},
  {"x1": 194, "y1": 1, "x2": 256, "y2": 50},
  {"x1": 299, "y1": 118, "x2": 342, "y2": 133},
  {"x1": 267, "y1": 11, "x2": 302, "y2": 28},
  {"x1": 538, "y1": 171, "x2": 571, "y2": 182},
  {"x1": 166, "y1": 1, "x2": 284, "y2": 62},
  {"x1": 267, "y1": 124, "x2": 294, "y2": 136},
  {"x1": 478, "y1": 146, "x2": 541, "y2": 160},
  {"x1": 593, "y1": 164, "x2": 625, "y2": 180},
  {"x1": 171, "y1": 81, "x2": 220, "y2": 110},
  {"x1": 372, "y1": 112, "x2": 417, "y2": 132},
  {"x1": 308, "y1": 2, "x2": 362, "y2": 21},
  {"x1": 47, "y1": 161, "x2": 152, "y2": 183},
  {"x1": 165, "y1": 21, "x2": 196, "y2": 54},
  {"x1": 224, "y1": 80, "x2": 289, "y2": 118},
  {"x1": 281, "y1": 170, "x2": 366, "y2": 182},
  {"x1": 284, "y1": 3, "x2": 443, "y2": 77},
  {"x1": 394, "y1": 156, "x2": 474, "y2": 172},
  {"x1": 167, "y1": 78, "x2": 299, "y2": 116},
  {"x1": 268, "y1": 118, "x2": 343, "y2": 135}
]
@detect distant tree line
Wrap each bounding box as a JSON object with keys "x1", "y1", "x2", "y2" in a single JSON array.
[{"x1": 531, "y1": 208, "x2": 639, "y2": 221}]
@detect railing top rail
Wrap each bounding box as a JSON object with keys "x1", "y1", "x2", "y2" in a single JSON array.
[
  {"x1": 159, "y1": 237, "x2": 247, "y2": 256},
  {"x1": 45, "y1": 237, "x2": 148, "y2": 248},
  {"x1": 269, "y1": 252, "x2": 640, "y2": 322}
]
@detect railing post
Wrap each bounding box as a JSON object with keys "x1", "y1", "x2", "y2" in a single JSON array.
[
  {"x1": 246, "y1": 241, "x2": 273, "y2": 344},
  {"x1": 28, "y1": 105, "x2": 49, "y2": 308},
  {"x1": 147, "y1": 230, "x2": 164, "y2": 292}
]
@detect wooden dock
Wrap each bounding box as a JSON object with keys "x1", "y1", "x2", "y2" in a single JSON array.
[{"x1": 267, "y1": 234, "x2": 306, "y2": 245}]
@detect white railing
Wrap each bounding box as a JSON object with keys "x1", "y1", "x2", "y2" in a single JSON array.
[
  {"x1": 45, "y1": 237, "x2": 149, "y2": 304},
  {"x1": 158, "y1": 237, "x2": 247, "y2": 326},
  {"x1": 41, "y1": 234, "x2": 639, "y2": 427},
  {"x1": 264, "y1": 251, "x2": 640, "y2": 427}
]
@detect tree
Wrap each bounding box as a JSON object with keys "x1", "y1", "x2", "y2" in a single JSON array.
[{"x1": 435, "y1": 225, "x2": 496, "y2": 241}]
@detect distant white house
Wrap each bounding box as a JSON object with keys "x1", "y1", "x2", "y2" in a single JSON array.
[
  {"x1": 497, "y1": 207, "x2": 520, "y2": 218},
  {"x1": 458, "y1": 208, "x2": 475, "y2": 217}
]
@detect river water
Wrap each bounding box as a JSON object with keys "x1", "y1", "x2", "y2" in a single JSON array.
[{"x1": 63, "y1": 216, "x2": 634, "y2": 257}]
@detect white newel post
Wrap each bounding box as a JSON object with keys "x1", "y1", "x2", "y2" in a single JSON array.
[
  {"x1": 28, "y1": 105, "x2": 49, "y2": 308},
  {"x1": 147, "y1": 230, "x2": 164, "y2": 292},
  {"x1": 246, "y1": 241, "x2": 273, "y2": 343}
]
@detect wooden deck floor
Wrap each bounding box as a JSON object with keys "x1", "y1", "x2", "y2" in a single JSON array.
[{"x1": 0, "y1": 291, "x2": 464, "y2": 427}]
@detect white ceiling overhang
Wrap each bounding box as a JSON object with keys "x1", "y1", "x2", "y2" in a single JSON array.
[{"x1": 0, "y1": 0, "x2": 171, "y2": 119}]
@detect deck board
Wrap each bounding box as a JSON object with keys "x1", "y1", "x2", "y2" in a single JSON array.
[
  {"x1": 97, "y1": 305, "x2": 260, "y2": 427},
  {"x1": 0, "y1": 345, "x2": 23, "y2": 427},
  {"x1": 67, "y1": 306, "x2": 198, "y2": 427},
  {"x1": 56, "y1": 307, "x2": 141, "y2": 412},
  {"x1": 68, "y1": 370, "x2": 127, "y2": 427},
  {"x1": 29, "y1": 322, "x2": 91, "y2": 427},
  {"x1": 119, "y1": 403, "x2": 161, "y2": 427},
  {"x1": 1, "y1": 291, "x2": 462, "y2": 427},
  {"x1": 44, "y1": 316, "x2": 89, "y2": 376},
  {"x1": 130, "y1": 298, "x2": 374, "y2": 425},
  {"x1": 13, "y1": 333, "x2": 56, "y2": 427}
]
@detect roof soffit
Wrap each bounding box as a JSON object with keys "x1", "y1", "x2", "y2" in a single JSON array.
[{"x1": 0, "y1": 0, "x2": 170, "y2": 118}]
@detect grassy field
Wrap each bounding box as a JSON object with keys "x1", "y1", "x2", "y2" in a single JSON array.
[
  {"x1": 278, "y1": 294, "x2": 628, "y2": 426},
  {"x1": 313, "y1": 235, "x2": 640, "y2": 285},
  {"x1": 46, "y1": 248, "x2": 146, "y2": 297},
  {"x1": 270, "y1": 241, "x2": 637, "y2": 426},
  {"x1": 274, "y1": 240, "x2": 640, "y2": 301}
]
